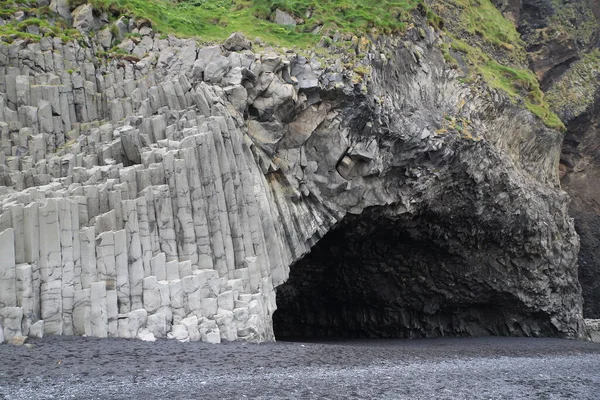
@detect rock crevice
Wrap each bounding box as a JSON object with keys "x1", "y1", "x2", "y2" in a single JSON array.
[{"x1": 0, "y1": 18, "x2": 588, "y2": 342}]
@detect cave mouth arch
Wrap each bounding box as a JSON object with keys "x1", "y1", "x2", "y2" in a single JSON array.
[{"x1": 273, "y1": 208, "x2": 557, "y2": 340}]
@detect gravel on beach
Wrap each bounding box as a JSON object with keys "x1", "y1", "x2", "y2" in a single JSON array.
[{"x1": 1, "y1": 336, "x2": 599, "y2": 399}]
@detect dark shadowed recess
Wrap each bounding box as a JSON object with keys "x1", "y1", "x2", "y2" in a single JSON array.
[
  {"x1": 560, "y1": 89, "x2": 600, "y2": 319},
  {"x1": 273, "y1": 208, "x2": 558, "y2": 340}
]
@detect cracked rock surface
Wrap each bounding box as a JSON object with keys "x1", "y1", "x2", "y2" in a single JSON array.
[{"x1": 0, "y1": 13, "x2": 588, "y2": 342}]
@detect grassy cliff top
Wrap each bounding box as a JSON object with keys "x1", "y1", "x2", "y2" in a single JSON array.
[
  {"x1": 0, "y1": 0, "x2": 565, "y2": 130},
  {"x1": 70, "y1": 0, "x2": 424, "y2": 44}
]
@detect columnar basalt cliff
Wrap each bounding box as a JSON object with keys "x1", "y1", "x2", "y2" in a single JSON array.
[{"x1": 0, "y1": 3, "x2": 591, "y2": 343}]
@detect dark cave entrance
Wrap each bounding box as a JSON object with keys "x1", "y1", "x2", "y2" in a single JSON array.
[{"x1": 273, "y1": 209, "x2": 556, "y2": 340}]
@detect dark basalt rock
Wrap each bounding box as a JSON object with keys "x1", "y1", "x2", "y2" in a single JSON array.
[
  {"x1": 560, "y1": 89, "x2": 600, "y2": 318},
  {"x1": 272, "y1": 32, "x2": 586, "y2": 339}
]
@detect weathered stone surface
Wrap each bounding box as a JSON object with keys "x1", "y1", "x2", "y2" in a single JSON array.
[
  {"x1": 0, "y1": 307, "x2": 23, "y2": 340},
  {"x1": 117, "y1": 309, "x2": 147, "y2": 339},
  {"x1": 72, "y1": 4, "x2": 101, "y2": 33},
  {"x1": 137, "y1": 327, "x2": 156, "y2": 341},
  {"x1": 90, "y1": 282, "x2": 108, "y2": 338},
  {"x1": 49, "y1": 0, "x2": 71, "y2": 24},
  {"x1": 29, "y1": 320, "x2": 44, "y2": 339},
  {"x1": 274, "y1": 9, "x2": 296, "y2": 26},
  {"x1": 0, "y1": 13, "x2": 590, "y2": 345},
  {"x1": 8, "y1": 335, "x2": 27, "y2": 346},
  {"x1": 223, "y1": 32, "x2": 252, "y2": 52},
  {"x1": 0, "y1": 229, "x2": 16, "y2": 309},
  {"x1": 586, "y1": 319, "x2": 600, "y2": 342}
]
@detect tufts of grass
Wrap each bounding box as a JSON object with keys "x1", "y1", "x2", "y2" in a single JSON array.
[
  {"x1": 0, "y1": 0, "x2": 565, "y2": 131},
  {"x1": 56, "y1": 0, "x2": 425, "y2": 47},
  {"x1": 449, "y1": 37, "x2": 565, "y2": 130}
]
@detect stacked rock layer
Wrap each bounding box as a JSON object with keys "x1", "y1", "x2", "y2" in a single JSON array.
[{"x1": 0, "y1": 18, "x2": 589, "y2": 342}]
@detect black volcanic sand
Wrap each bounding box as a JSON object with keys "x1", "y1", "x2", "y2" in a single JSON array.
[{"x1": 1, "y1": 336, "x2": 599, "y2": 399}]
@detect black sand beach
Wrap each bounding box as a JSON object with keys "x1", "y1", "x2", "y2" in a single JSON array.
[{"x1": 1, "y1": 336, "x2": 599, "y2": 399}]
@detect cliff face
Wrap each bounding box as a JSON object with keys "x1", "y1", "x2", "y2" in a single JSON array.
[
  {"x1": 501, "y1": 0, "x2": 600, "y2": 319},
  {"x1": 275, "y1": 33, "x2": 584, "y2": 339},
  {"x1": 0, "y1": 2, "x2": 591, "y2": 343}
]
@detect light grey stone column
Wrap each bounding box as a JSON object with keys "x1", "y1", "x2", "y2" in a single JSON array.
[
  {"x1": 0, "y1": 228, "x2": 16, "y2": 308},
  {"x1": 23, "y1": 203, "x2": 40, "y2": 320},
  {"x1": 96, "y1": 231, "x2": 116, "y2": 289},
  {"x1": 151, "y1": 253, "x2": 167, "y2": 281},
  {"x1": 73, "y1": 288, "x2": 91, "y2": 336},
  {"x1": 16, "y1": 263, "x2": 34, "y2": 335},
  {"x1": 114, "y1": 229, "x2": 130, "y2": 314},
  {"x1": 41, "y1": 279, "x2": 62, "y2": 335},
  {"x1": 107, "y1": 289, "x2": 118, "y2": 337},
  {"x1": 58, "y1": 198, "x2": 75, "y2": 335},
  {"x1": 79, "y1": 227, "x2": 96, "y2": 289},
  {"x1": 38, "y1": 199, "x2": 62, "y2": 285},
  {"x1": 123, "y1": 200, "x2": 144, "y2": 310},
  {"x1": 0, "y1": 307, "x2": 23, "y2": 340},
  {"x1": 90, "y1": 281, "x2": 108, "y2": 338}
]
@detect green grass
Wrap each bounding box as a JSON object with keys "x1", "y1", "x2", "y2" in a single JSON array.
[
  {"x1": 67, "y1": 0, "x2": 424, "y2": 47},
  {"x1": 480, "y1": 61, "x2": 564, "y2": 130},
  {"x1": 0, "y1": 0, "x2": 565, "y2": 130},
  {"x1": 448, "y1": 37, "x2": 565, "y2": 130},
  {"x1": 0, "y1": 0, "x2": 72, "y2": 43},
  {"x1": 432, "y1": 0, "x2": 563, "y2": 130},
  {"x1": 545, "y1": 49, "x2": 600, "y2": 121}
]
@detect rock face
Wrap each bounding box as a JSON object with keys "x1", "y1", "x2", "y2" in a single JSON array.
[
  {"x1": 0, "y1": 15, "x2": 588, "y2": 341},
  {"x1": 557, "y1": 88, "x2": 600, "y2": 318},
  {"x1": 515, "y1": 0, "x2": 600, "y2": 319}
]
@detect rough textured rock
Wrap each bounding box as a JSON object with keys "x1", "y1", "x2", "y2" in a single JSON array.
[
  {"x1": 557, "y1": 88, "x2": 600, "y2": 318},
  {"x1": 586, "y1": 319, "x2": 600, "y2": 342},
  {"x1": 223, "y1": 32, "x2": 252, "y2": 52},
  {"x1": 0, "y1": 10, "x2": 589, "y2": 343},
  {"x1": 274, "y1": 9, "x2": 296, "y2": 26}
]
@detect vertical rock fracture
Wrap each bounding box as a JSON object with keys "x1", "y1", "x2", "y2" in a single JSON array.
[{"x1": 0, "y1": 19, "x2": 588, "y2": 342}]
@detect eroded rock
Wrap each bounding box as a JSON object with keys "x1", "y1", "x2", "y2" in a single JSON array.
[{"x1": 0, "y1": 14, "x2": 588, "y2": 345}]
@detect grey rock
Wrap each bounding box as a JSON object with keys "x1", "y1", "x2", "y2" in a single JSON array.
[
  {"x1": 72, "y1": 4, "x2": 96, "y2": 33},
  {"x1": 96, "y1": 27, "x2": 113, "y2": 49},
  {"x1": 0, "y1": 20, "x2": 588, "y2": 346},
  {"x1": 204, "y1": 55, "x2": 231, "y2": 84},
  {"x1": 120, "y1": 126, "x2": 142, "y2": 165},
  {"x1": 274, "y1": 9, "x2": 296, "y2": 26},
  {"x1": 114, "y1": 18, "x2": 128, "y2": 41},
  {"x1": 28, "y1": 320, "x2": 44, "y2": 338},
  {"x1": 13, "y1": 11, "x2": 25, "y2": 23},
  {"x1": 223, "y1": 32, "x2": 252, "y2": 52}
]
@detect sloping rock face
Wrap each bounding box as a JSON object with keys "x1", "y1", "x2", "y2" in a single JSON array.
[
  {"x1": 557, "y1": 87, "x2": 600, "y2": 318},
  {"x1": 0, "y1": 19, "x2": 587, "y2": 341},
  {"x1": 274, "y1": 33, "x2": 585, "y2": 339},
  {"x1": 513, "y1": 0, "x2": 600, "y2": 319},
  {"x1": 492, "y1": 0, "x2": 600, "y2": 321}
]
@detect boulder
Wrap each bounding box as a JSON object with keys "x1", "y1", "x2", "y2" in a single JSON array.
[
  {"x1": 0, "y1": 307, "x2": 23, "y2": 340},
  {"x1": 114, "y1": 17, "x2": 128, "y2": 41},
  {"x1": 49, "y1": 0, "x2": 71, "y2": 24},
  {"x1": 97, "y1": 27, "x2": 113, "y2": 49},
  {"x1": 181, "y1": 316, "x2": 201, "y2": 342},
  {"x1": 204, "y1": 56, "x2": 231, "y2": 84},
  {"x1": 72, "y1": 4, "x2": 96, "y2": 33},
  {"x1": 223, "y1": 32, "x2": 252, "y2": 52},
  {"x1": 274, "y1": 9, "x2": 296, "y2": 26},
  {"x1": 168, "y1": 324, "x2": 189, "y2": 342},
  {"x1": 29, "y1": 321, "x2": 44, "y2": 339},
  {"x1": 8, "y1": 335, "x2": 27, "y2": 346},
  {"x1": 137, "y1": 328, "x2": 156, "y2": 342}
]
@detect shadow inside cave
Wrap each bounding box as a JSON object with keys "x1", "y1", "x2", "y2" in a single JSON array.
[{"x1": 273, "y1": 208, "x2": 557, "y2": 340}]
